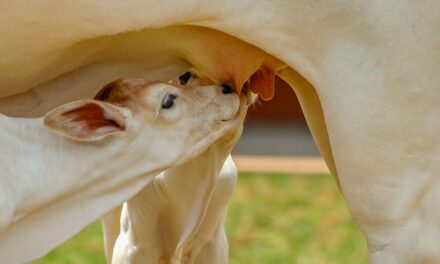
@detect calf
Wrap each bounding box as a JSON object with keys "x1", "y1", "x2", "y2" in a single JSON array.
[
  {"x1": 102, "y1": 73, "x2": 249, "y2": 264},
  {"x1": 0, "y1": 77, "x2": 246, "y2": 263}
]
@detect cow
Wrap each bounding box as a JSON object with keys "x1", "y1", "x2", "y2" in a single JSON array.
[{"x1": 0, "y1": 1, "x2": 439, "y2": 263}]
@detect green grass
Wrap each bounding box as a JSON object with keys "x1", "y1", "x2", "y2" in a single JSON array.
[{"x1": 34, "y1": 173, "x2": 368, "y2": 264}]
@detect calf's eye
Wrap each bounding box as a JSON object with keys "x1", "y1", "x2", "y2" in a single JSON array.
[
  {"x1": 161, "y1": 94, "x2": 177, "y2": 109},
  {"x1": 179, "y1": 72, "x2": 192, "y2": 85}
]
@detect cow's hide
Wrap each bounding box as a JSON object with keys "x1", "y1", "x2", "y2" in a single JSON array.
[{"x1": 0, "y1": 1, "x2": 439, "y2": 263}]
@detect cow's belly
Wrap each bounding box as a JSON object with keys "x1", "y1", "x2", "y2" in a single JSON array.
[
  {"x1": 0, "y1": 25, "x2": 268, "y2": 117},
  {"x1": 0, "y1": 26, "x2": 189, "y2": 117}
]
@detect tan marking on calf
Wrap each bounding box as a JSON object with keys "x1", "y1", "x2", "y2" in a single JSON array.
[
  {"x1": 94, "y1": 79, "x2": 163, "y2": 114},
  {"x1": 94, "y1": 79, "x2": 143, "y2": 107}
]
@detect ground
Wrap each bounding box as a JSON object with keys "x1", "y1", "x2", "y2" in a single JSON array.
[{"x1": 34, "y1": 172, "x2": 367, "y2": 264}]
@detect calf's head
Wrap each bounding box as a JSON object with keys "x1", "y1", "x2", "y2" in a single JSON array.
[{"x1": 43, "y1": 74, "x2": 244, "y2": 162}]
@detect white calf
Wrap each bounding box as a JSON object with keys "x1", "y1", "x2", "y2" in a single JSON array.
[
  {"x1": 0, "y1": 78, "x2": 245, "y2": 263},
  {"x1": 102, "y1": 73, "x2": 248, "y2": 264}
]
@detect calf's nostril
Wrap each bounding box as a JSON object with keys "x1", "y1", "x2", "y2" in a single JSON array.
[{"x1": 221, "y1": 84, "x2": 233, "y2": 94}]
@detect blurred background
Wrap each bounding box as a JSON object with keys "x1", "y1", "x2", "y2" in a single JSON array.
[
  {"x1": 235, "y1": 76, "x2": 319, "y2": 157},
  {"x1": 34, "y1": 77, "x2": 367, "y2": 264}
]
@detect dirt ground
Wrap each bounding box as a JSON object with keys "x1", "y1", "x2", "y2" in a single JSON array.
[{"x1": 233, "y1": 155, "x2": 329, "y2": 174}]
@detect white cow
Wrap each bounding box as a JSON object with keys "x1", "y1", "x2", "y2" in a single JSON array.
[
  {"x1": 102, "y1": 73, "x2": 248, "y2": 264},
  {"x1": 1, "y1": 1, "x2": 439, "y2": 263},
  {"x1": 0, "y1": 78, "x2": 246, "y2": 263}
]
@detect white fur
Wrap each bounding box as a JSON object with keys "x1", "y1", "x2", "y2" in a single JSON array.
[
  {"x1": 0, "y1": 82, "x2": 242, "y2": 263},
  {"x1": 107, "y1": 147, "x2": 238, "y2": 264},
  {"x1": 0, "y1": 1, "x2": 439, "y2": 263},
  {"x1": 103, "y1": 93, "x2": 247, "y2": 264}
]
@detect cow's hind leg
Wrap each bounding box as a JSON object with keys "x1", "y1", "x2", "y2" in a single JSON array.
[{"x1": 279, "y1": 66, "x2": 440, "y2": 263}]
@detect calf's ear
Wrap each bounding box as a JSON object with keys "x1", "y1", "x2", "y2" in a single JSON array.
[{"x1": 43, "y1": 100, "x2": 126, "y2": 142}]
